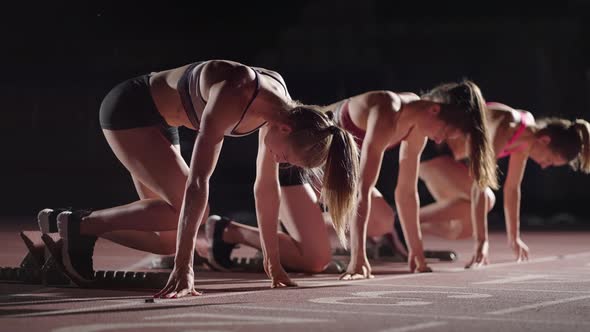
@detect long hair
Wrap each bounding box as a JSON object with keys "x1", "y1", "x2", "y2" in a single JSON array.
[
  {"x1": 421, "y1": 80, "x2": 499, "y2": 189},
  {"x1": 286, "y1": 106, "x2": 360, "y2": 247},
  {"x1": 536, "y1": 117, "x2": 590, "y2": 173}
]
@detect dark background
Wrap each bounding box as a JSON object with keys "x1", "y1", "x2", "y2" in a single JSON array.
[{"x1": 2, "y1": 1, "x2": 589, "y2": 230}]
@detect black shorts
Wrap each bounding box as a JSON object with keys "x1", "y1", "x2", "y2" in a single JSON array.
[
  {"x1": 99, "y1": 74, "x2": 180, "y2": 145},
  {"x1": 278, "y1": 164, "x2": 306, "y2": 187}
]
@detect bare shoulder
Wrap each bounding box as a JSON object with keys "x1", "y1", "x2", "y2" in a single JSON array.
[
  {"x1": 250, "y1": 65, "x2": 285, "y2": 81},
  {"x1": 517, "y1": 109, "x2": 535, "y2": 125},
  {"x1": 202, "y1": 60, "x2": 256, "y2": 85},
  {"x1": 362, "y1": 90, "x2": 402, "y2": 113},
  {"x1": 397, "y1": 92, "x2": 420, "y2": 104},
  {"x1": 486, "y1": 104, "x2": 516, "y2": 126}
]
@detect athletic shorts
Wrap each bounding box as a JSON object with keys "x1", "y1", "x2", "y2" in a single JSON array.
[{"x1": 99, "y1": 74, "x2": 179, "y2": 145}]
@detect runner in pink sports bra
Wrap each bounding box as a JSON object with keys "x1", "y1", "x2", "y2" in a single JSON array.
[
  {"x1": 497, "y1": 110, "x2": 535, "y2": 158},
  {"x1": 418, "y1": 100, "x2": 590, "y2": 271}
]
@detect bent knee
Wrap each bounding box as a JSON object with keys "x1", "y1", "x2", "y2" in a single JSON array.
[{"x1": 445, "y1": 219, "x2": 472, "y2": 240}]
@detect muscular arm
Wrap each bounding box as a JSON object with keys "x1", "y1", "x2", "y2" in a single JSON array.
[
  {"x1": 503, "y1": 151, "x2": 528, "y2": 242},
  {"x1": 350, "y1": 104, "x2": 393, "y2": 265},
  {"x1": 395, "y1": 131, "x2": 428, "y2": 269},
  {"x1": 174, "y1": 77, "x2": 246, "y2": 268},
  {"x1": 254, "y1": 127, "x2": 282, "y2": 265}
]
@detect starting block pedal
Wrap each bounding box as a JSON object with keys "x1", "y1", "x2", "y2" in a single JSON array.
[
  {"x1": 92, "y1": 270, "x2": 170, "y2": 289},
  {"x1": 332, "y1": 234, "x2": 458, "y2": 263},
  {"x1": 424, "y1": 250, "x2": 457, "y2": 262},
  {"x1": 230, "y1": 256, "x2": 265, "y2": 273},
  {"x1": 0, "y1": 266, "x2": 38, "y2": 283},
  {"x1": 41, "y1": 233, "x2": 171, "y2": 289},
  {"x1": 0, "y1": 231, "x2": 64, "y2": 284}
]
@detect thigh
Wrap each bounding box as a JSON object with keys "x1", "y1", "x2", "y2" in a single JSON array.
[
  {"x1": 419, "y1": 156, "x2": 473, "y2": 201},
  {"x1": 279, "y1": 184, "x2": 331, "y2": 255},
  {"x1": 365, "y1": 188, "x2": 396, "y2": 236},
  {"x1": 131, "y1": 144, "x2": 182, "y2": 200},
  {"x1": 103, "y1": 127, "x2": 189, "y2": 209}
]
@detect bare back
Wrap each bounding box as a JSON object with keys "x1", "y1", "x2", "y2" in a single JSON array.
[
  {"x1": 148, "y1": 60, "x2": 290, "y2": 134},
  {"x1": 485, "y1": 103, "x2": 533, "y2": 157},
  {"x1": 331, "y1": 91, "x2": 414, "y2": 149}
]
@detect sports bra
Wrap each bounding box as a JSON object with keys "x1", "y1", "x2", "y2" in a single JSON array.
[
  {"x1": 177, "y1": 61, "x2": 287, "y2": 137},
  {"x1": 497, "y1": 110, "x2": 534, "y2": 158},
  {"x1": 333, "y1": 99, "x2": 411, "y2": 150}
]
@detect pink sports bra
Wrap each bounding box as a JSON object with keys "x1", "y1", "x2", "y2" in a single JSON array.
[
  {"x1": 335, "y1": 99, "x2": 411, "y2": 150},
  {"x1": 497, "y1": 110, "x2": 535, "y2": 158}
]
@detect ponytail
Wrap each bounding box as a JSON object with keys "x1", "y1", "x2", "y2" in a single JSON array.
[
  {"x1": 574, "y1": 119, "x2": 590, "y2": 173},
  {"x1": 321, "y1": 127, "x2": 360, "y2": 248},
  {"x1": 536, "y1": 117, "x2": 590, "y2": 173},
  {"x1": 424, "y1": 80, "x2": 498, "y2": 189},
  {"x1": 463, "y1": 81, "x2": 499, "y2": 190},
  {"x1": 286, "y1": 105, "x2": 360, "y2": 248}
]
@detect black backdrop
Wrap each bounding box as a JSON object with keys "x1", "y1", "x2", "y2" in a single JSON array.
[{"x1": 2, "y1": 1, "x2": 589, "y2": 230}]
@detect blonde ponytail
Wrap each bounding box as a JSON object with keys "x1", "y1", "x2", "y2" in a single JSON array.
[
  {"x1": 321, "y1": 127, "x2": 360, "y2": 248},
  {"x1": 286, "y1": 105, "x2": 360, "y2": 247}
]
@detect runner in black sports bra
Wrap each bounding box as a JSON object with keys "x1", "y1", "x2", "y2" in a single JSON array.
[{"x1": 44, "y1": 58, "x2": 361, "y2": 297}]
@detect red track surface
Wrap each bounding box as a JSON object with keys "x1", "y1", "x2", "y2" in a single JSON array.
[{"x1": 1, "y1": 217, "x2": 589, "y2": 332}]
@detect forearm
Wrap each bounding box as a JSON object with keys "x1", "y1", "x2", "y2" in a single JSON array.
[
  {"x1": 503, "y1": 187, "x2": 521, "y2": 241},
  {"x1": 351, "y1": 192, "x2": 371, "y2": 260},
  {"x1": 395, "y1": 191, "x2": 422, "y2": 253},
  {"x1": 471, "y1": 185, "x2": 489, "y2": 243},
  {"x1": 175, "y1": 182, "x2": 209, "y2": 267},
  {"x1": 255, "y1": 187, "x2": 281, "y2": 265}
]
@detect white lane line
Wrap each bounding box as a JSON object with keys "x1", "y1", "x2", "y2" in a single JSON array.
[
  {"x1": 436, "y1": 251, "x2": 590, "y2": 272},
  {"x1": 0, "y1": 295, "x2": 149, "y2": 307},
  {"x1": 379, "y1": 321, "x2": 447, "y2": 332},
  {"x1": 6, "y1": 289, "x2": 263, "y2": 318},
  {"x1": 309, "y1": 290, "x2": 491, "y2": 307},
  {"x1": 146, "y1": 312, "x2": 328, "y2": 323},
  {"x1": 486, "y1": 294, "x2": 590, "y2": 315},
  {"x1": 10, "y1": 249, "x2": 587, "y2": 310},
  {"x1": 9, "y1": 300, "x2": 143, "y2": 318},
  {"x1": 473, "y1": 274, "x2": 550, "y2": 285},
  {"x1": 223, "y1": 304, "x2": 590, "y2": 327},
  {"x1": 52, "y1": 320, "x2": 324, "y2": 332},
  {"x1": 51, "y1": 312, "x2": 328, "y2": 332},
  {"x1": 7, "y1": 250, "x2": 590, "y2": 319},
  {"x1": 352, "y1": 283, "x2": 590, "y2": 294},
  {"x1": 301, "y1": 251, "x2": 590, "y2": 287},
  {"x1": 307, "y1": 272, "x2": 432, "y2": 287},
  {"x1": 518, "y1": 278, "x2": 590, "y2": 284}
]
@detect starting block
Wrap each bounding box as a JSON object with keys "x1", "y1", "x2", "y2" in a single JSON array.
[
  {"x1": 332, "y1": 235, "x2": 458, "y2": 263},
  {"x1": 0, "y1": 232, "x2": 180, "y2": 290},
  {"x1": 1, "y1": 229, "x2": 348, "y2": 289},
  {"x1": 150, "y1": 251, "x2": 346, "y2": 274},
  {"x1": 0, "y1": 232, "x2": 69, "y2": 285}
]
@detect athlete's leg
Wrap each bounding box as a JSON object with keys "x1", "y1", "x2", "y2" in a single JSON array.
[
  {"x1": 419, "y1": 156, "x2": 495, "y2": 239},
  {"x1": 221, "y1": 184, "x2": 331, "y2": 273}
]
